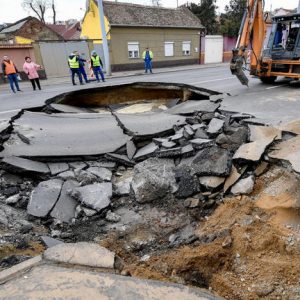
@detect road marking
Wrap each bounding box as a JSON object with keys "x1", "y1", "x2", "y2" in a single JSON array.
[
  {"x1": 189, "y1": 76, "x2": 236, "y2": 85},
  {"x1": 265, "y1": 84, "x2": 289, "y2": 90}
]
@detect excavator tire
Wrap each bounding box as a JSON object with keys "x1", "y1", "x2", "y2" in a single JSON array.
[{"x1": 259, "y1": 76, "x2": 277, "y2": 84}]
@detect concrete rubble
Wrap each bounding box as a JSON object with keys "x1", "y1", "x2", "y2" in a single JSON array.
[{"x1": 0, "y1": 82, "x2": 298, "y2": 299}]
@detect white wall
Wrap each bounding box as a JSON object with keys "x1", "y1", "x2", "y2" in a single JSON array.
[{"x1": 204, "y1": 35, "x2": 223, "y2": 64}]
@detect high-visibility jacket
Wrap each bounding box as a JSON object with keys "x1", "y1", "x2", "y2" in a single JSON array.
[
  {"x1": 91, "y1": 55, "x2": 102, "y2": 67},
  {"x1": 68, "y1": 56, "x2": 79, "y2": 69},
  {"x1": 3, "y1": 60, "x2": 17, "y2": 75},
  {"x1": 142, "y1": 50, "x2": 153, "y2": 60}
]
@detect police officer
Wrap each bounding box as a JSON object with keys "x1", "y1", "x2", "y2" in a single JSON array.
[
  {"x1": 68, "y1": 52, "x2": 83, "y2": 86},
  {"x1": 90, "y1": 50, "x2": 105, "y2": 82}
]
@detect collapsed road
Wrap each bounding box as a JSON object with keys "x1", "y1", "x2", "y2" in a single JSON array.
[{"x1": 0, "y1": 82, "x2": 300, "y2": 299}]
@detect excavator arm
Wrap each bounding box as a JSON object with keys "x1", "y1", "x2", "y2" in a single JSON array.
[{"x1": 230, "y1": 0, "x2": 266, "y2": 86}]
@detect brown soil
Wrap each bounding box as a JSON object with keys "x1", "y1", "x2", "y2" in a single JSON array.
[{"x1": 101, "y1": 166, "x2": 300, "y2": 299}]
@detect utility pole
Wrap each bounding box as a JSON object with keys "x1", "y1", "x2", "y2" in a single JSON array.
[
  {"x1": 97, "y1": 0, "x2": 111, "y2": 75},
  {"x1": 298, "y1": 0, "x2": 300, "y2": 13}
]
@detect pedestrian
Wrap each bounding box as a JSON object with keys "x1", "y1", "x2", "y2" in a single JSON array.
[
  {"x1": 23, "y1": 56, "x2": 42, "y2": 91},
  {"x1": 142, "y1": 47, "x2": 153, "y2": 74},
  {"x1": 90, "y1": 50, "x2": 105, "y2": 82},
  {"x1": 68, "y1": 52, "x2": 83, "y2": 86},
  {"x1": 1, "y1": 55, "x2": 21, "y2": 93},
  {"x1": 74, "y1": 51, "x2": 89, "y2": 83}
]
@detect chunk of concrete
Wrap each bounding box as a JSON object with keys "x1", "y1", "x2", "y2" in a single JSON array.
[
  {"x1": 181, "y1": 144, "x2": 194, "y2": 157},
  {"x1": 194, "y1": 128, "x2": 209, "y2": 139},
  {"x1": 69, "y1": 161, "x2": 87, "y2": 170},
  {"x1": 114, "y1": 170, "x2": 133, "y2": 196},
  {"x1": 0, "y1": 112, "x2": 129, "y2": 157},
  {"x1": 44, "y1": 242, "x2": 115, "y2": 269},
  {"x1": 47, "y1": 163, "x2": 69, "y2": 175},
  {"x1": 199, "y1": 176, "x2": 225, "y2": 190},
  {"x1": 231, "y1": 176, "x2": 255, "y2": 195},
  {"x1": 126, "y1": 140, "x2": 137, "y2": 160},
  {"x1": 41, "y1": 236, "x2": 64, "y2": 248},
  {"x1": 57, "y1": 170, "x2": 76, "y2": 181},
  {"x1": 5, "y1": 194, "x2": 20, "y2": 205},
  {"x1": 175, "y1": 166, "x2": 200, "y2": 198},
  {"x1": 115, "y1": 112, "x2": 186, "y2": 138},
  {"x1": 134, "y1": 142, "x2": 159, "y2": 161},
  {"x1": 180, "y1": 146, "x2": 232, "y2": 176},
  {"x1": 1, "y1": 156, "x2": 49, "y2": 175},
  {"x1": 207, "y1": 118, "x2": 224, "y2": 136},
  {"x1": 190, "y1": 138, "x2": 214, "y2": 150},
  {"x1": 87, "y1": 167, "x2": 112, "y2": 182},
  {"x1": 233, "y1": 138, "x2": 274, "y2": 163},
  {"x1": 27, "y1": 179, "x2": 63, "y2": 218},
  {"x1": 268, "y1": 135, "x2": 300, "y2": 174},
  {"x1": 166, "y1": 100, "x2": 220, "y2": 115},
  {"x1": 132, "y1": 158, "x2": 177, "y2": 203},
  {"x1": 50, "y1": 180, "x2": 79, "y2": 223},
  {"x1": 72, "y1": 183, "x2": 112, "y2": 211}
]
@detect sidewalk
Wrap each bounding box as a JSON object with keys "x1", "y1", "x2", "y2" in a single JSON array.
[{"x1": 1, "y1": 62, "x2": 228, "y2": 90}]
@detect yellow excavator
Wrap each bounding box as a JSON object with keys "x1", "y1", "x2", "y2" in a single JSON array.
[{"x1": 231, "y1": 0, "x2": 300, "y2": 85}]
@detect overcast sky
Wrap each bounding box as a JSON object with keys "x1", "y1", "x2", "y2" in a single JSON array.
[{"x1": 0, "y1": 0, "x2": 298, "y2": 23}]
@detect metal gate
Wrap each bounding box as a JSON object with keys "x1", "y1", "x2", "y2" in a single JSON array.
[
  {"x1": 38, "y1": 41, "x2": 98, "y2": 77},
  {"x1": 204, "y1": 35, "x2": 223, "y2": 64}
]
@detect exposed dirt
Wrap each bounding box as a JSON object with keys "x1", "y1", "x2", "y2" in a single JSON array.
[{"x1": 100, "y1": 166, "x2": 300, "y2": 299}]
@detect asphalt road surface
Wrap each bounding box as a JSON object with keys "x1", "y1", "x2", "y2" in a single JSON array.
[{"x1": 0, "y1": 65, "x2": 299, "y2": 124}]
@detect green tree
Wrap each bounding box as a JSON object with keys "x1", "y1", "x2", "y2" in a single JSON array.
[
  {"x1": 219, "y1": 0, "x2": 247, "y2": 37},
  {"x1": 187, "y1": 0, "x2": 218, "y2": 35}
]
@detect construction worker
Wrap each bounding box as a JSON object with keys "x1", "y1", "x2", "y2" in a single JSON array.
[
  {"x1": 1, "y1": 56, "x2": 21, "y2": 93},
  {"x1": 90, "y1": 50, "x2": 105, "y2": 82},
  {"x1": 142, "y1": 47, "x2": 153, "y2": 74},
  {"x1": 68, "y1": 52, "x2": 83, "y2": 86},
  {"x1": 74, "y1": 51, "x2": 89, "y2": 83}
]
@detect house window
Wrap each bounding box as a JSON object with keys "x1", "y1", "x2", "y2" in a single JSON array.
[
  {"x1": 128, "y1": 42, "x2": 139, "y2": 58},
  {"x1": 182, "y1": 41, "x2": 191, "y2": 56},
  {"x1": 164, "y1": 42, "x2": 174, "y2": 57}
]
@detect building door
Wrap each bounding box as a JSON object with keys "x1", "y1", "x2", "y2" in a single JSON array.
[
  {"x1": 204, "y1": 35, "x2": 223, "y2": 64},
  {"x1": 38, "y1": 41, "x2": 91, "y2": 77}
]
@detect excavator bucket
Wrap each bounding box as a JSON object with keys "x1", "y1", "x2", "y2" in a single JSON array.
[{"x1": 230, "y1": 50, "x2": 249, "y2": 86}]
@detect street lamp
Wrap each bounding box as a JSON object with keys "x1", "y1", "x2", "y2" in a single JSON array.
[{"x1": 97, "y1": 0, "x2": 111, "y2": 75}]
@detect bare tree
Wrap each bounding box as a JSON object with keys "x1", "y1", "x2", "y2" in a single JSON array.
[{"x1": 22, "y1": 0, "x2": 55, "y2": 23}]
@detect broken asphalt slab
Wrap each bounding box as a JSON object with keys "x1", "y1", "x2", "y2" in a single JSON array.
[
  {"x1": 0, "y1": 111, "x2": 129, "y2": 157},
  {"x1": 166, "y1": 100, "x2": 220, "y2": 115}
]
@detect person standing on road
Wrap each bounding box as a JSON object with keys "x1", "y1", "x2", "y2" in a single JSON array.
[
  {"x1": 74, "y1": 51, "x2": 89, "y2": 84},
  {"x1": 68, "y1": 52, "x2": 83, "y2": 86},
  {"x1": 90, "y1": 50, "x2": 105, "y2": 82},
  {"x1": 1, "y1": 56, "x2": 21, "y2": 93},
  {"x1": 142, "y1": 47, "x2": 153, "y2": 74},
  {"x1": 23, "y1": 56, "x2": 42, "y2": 91}
]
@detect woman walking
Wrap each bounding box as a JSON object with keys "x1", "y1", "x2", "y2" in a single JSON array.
[{"x1": 23, "y1": 57, "x2": 42, "y2": 90}]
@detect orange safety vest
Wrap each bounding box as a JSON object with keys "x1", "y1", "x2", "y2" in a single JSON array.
[{"x1": 3, "y1": 60, "x2": 16, "y2": 75}]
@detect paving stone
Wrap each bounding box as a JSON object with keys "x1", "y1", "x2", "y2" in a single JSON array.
[
  {"x1": 167, "y1": 100, "x2": 220, "y2": 115},
  {"x1": 199, "y1": 176, "x2": 225, "y2": 190},
  {"x1": 223, "y1": 165, "x2": 246, "y2": 193},
  {"x1": 71, "y1": 183, "x2": 112, "y2": 212},
  {"x1": 133, "y1": 142, "x2": 159, "y2": 161},
  {"x1": 87, "y1": 167, "x2": 112, "y2": 181},
  {"x1": 161, "y1": 141, "x2": 176, "y2": 148},
  {"x1": 27, "y1": 179, "x2": 63, "y2": 218},
  {"x1": 194, "y1": 128, "x2": 209, "y2": 139},
  {"x1": 179, "y1": 146, "x2": 232, "y2": 176},
  {"x1": 231, "y1": 176, "x2": 255, "y2": 195},
  {"x1": 233, "y1": 138, "x2": 275, "y2": 163},
  {"x1": 41, "y1": 236, "x2": 64, "y2": 248},
  {"x1": 1, "y1": 156, "x2": 49, "y2": 175},
  {"x1": 50, "y1": 180, "x2": 80, "y2": 223},
  {"x1": 132, "y1": 158, "x2": 177, "y2": 203},
  {"x1": 126, "y1": 140, "x2": 137, "y2": 160},
  {"x1": 44, "y1": 242, "x2": 115, "y2": 269},
  {"x1": 190, "y1": 138, "x2": 214, "y2": 150},
  {"x1": 207, "y1": 118, "x2": 225, "y2": 136},
  {"x1": 57, "y1": 170, "x2": 76, "y2": 181},
  {"x1": 47, "y1": 163, "x2": 69, "y2": 176},
  {"x1": 116, "y1": 112, "x2": 186, "y2": 138},
  {"x1": 156, "y1": 147, "x2": 182, "y2": 158},
  {"x1": 105, "y1": 153, "x2": 135, "y2": 167}
]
